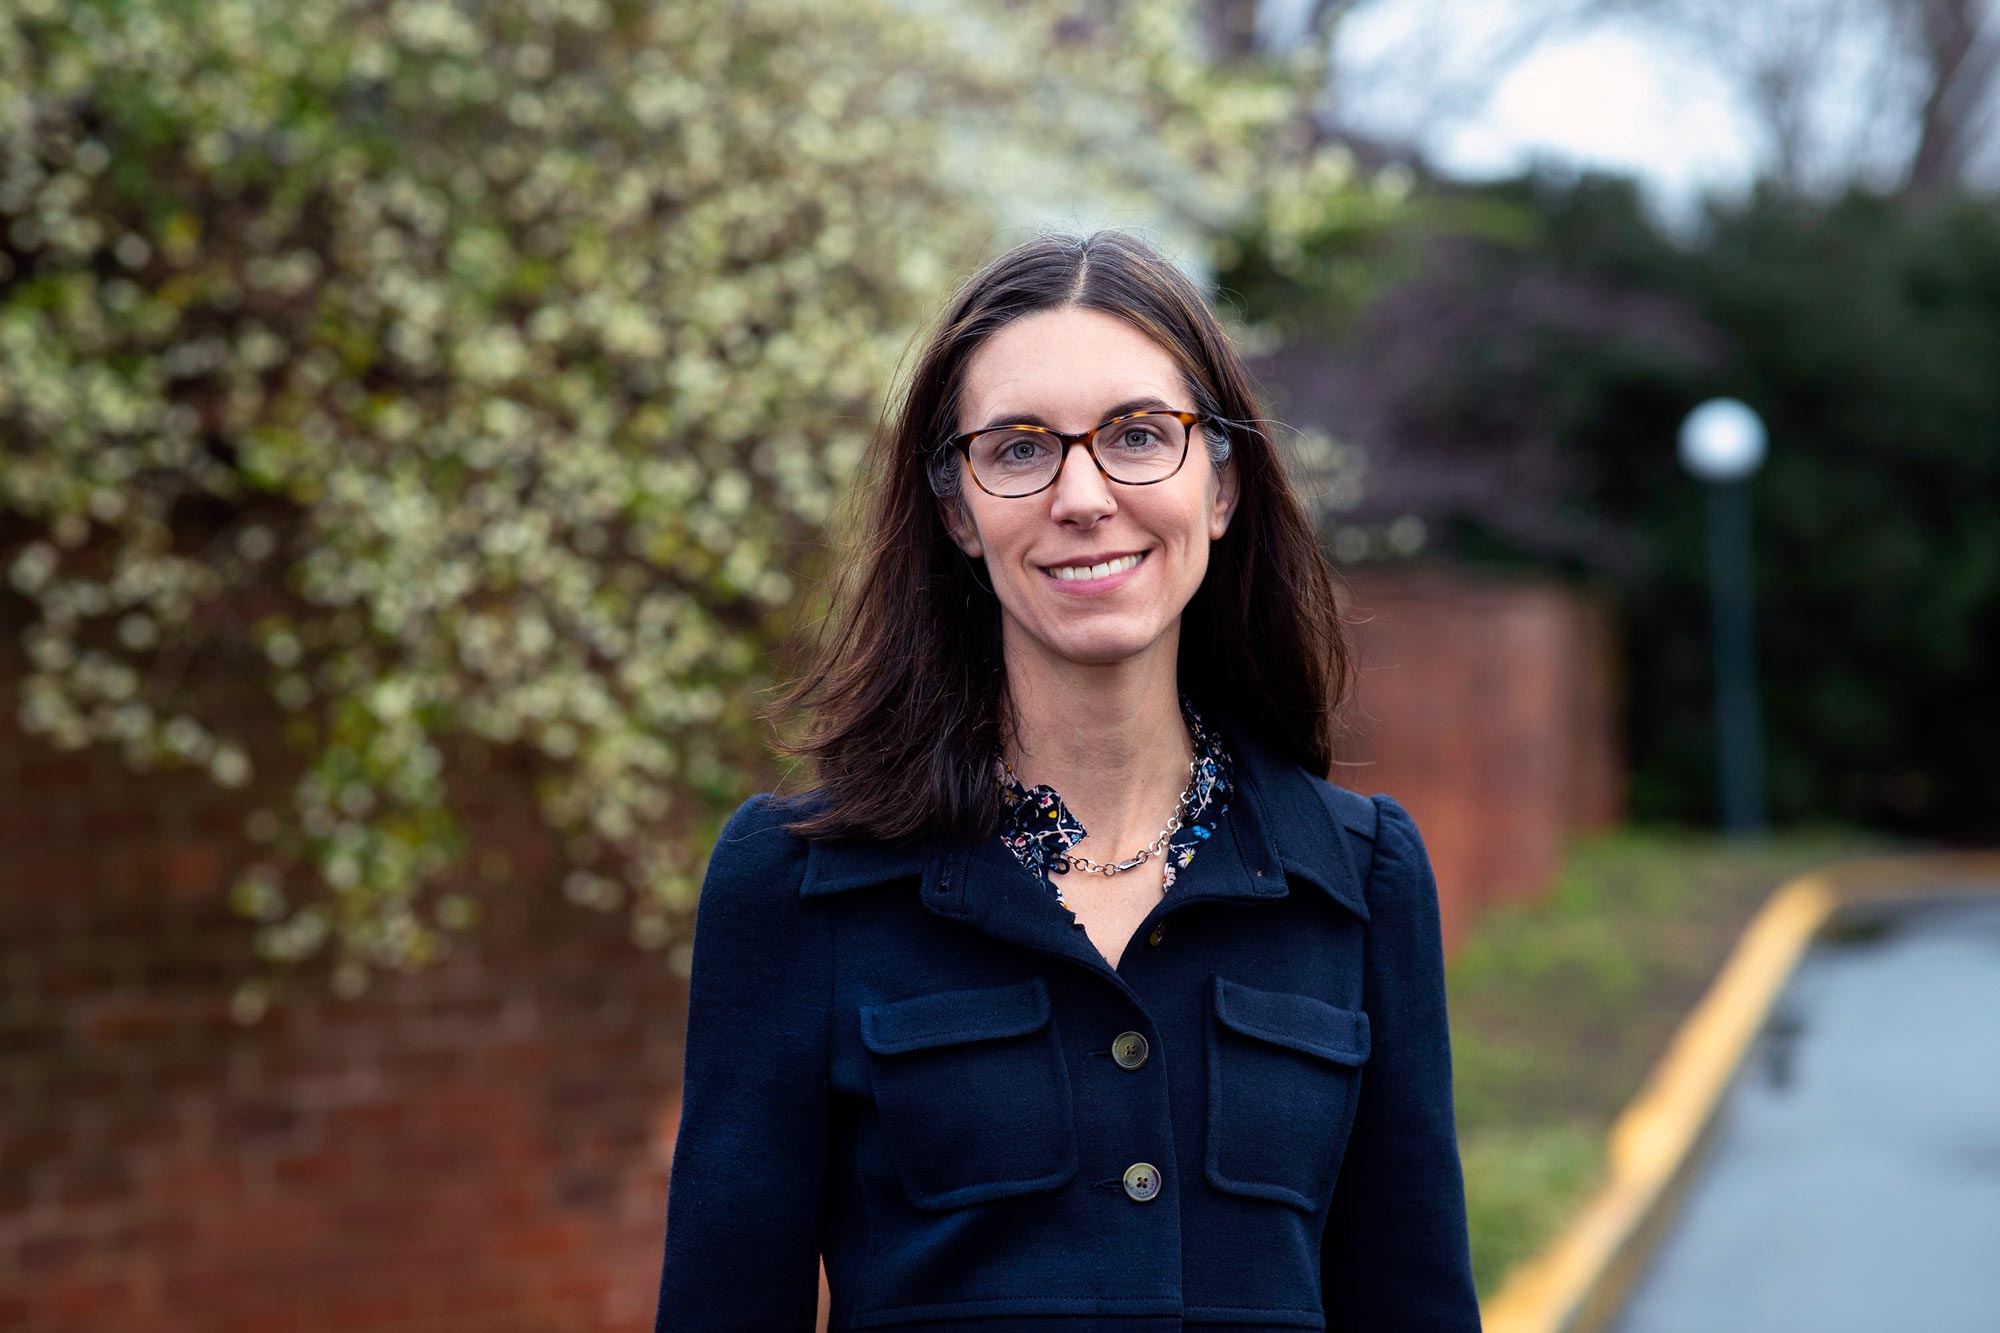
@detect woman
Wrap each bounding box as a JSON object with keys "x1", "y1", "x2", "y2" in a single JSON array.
[{"x1": 653, "y1": 230, "x2": 1480, "y2": 1331}]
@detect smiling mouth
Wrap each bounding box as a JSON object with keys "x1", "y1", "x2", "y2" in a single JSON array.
[{"x1": 1040, "y1": 551, "x2": 1146, "y2": 582}]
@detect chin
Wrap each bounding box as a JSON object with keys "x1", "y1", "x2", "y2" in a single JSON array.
[
  {"x1": 1001, "y1": 601, "x2": 1171, "y2": 666},
  {"x1": 1040, "y1": 625, "x2": 1162, "y2": 666}
]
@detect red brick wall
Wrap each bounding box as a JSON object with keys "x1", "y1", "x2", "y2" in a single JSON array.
[
  {"x1": 0, "y1": 559, "x2": 1621, "y2": 1331},
  {"x1": 1331, "y1": 563, "x2": 1627, "y2": 950},
  {"x1": 0, "y1": 642, "x2": 690, "y2": 1333}
]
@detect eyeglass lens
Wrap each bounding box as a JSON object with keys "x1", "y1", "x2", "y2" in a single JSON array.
[{"x1": 967, "y1": 413, "x2": 1189, "y2": 495}]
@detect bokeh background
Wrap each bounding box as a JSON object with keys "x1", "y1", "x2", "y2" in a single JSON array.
[{"x1": 1, "y1": 1, "x2": 1993, "y2": 1329}]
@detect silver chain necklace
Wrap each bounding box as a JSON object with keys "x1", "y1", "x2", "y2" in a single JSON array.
[{"x1": 999, "y1": 752, "x2": 1202, "y2": 878}]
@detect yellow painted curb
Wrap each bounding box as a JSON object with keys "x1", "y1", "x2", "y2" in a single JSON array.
[{"x1": 1479, "y1": 850, "x2": 2000, "y2": 1333}]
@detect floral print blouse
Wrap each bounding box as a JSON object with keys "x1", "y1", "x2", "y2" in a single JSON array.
[{"x1": 994, "y1": 692, "x2": 1234, "y2": 919}]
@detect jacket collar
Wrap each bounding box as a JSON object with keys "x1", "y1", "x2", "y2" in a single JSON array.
[{"x1": 797, "y1": 708, "x2": 1371, "y2": 923}]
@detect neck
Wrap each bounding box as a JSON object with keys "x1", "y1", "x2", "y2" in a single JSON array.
[{"x1": 999, "y1": 627, "x2": 1193, "y2": 854}]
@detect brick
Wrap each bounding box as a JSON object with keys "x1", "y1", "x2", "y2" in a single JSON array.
[
  {"x1": 75, "y1": 994, "x2": 183, "y2": 1049},
  {"x1": 159, "y1": 843, "x2": 226, "y2": 901},
  {"x1": 148, "y1": 1160, "x2": 246, "y2": 1199},
  {"x1": 551, "y1": 1169, "x2": 616, "y2": 1210},
  {"x1": 213, "y1": 1097, "x2": 303, "y2": 1146},
  {"x1": 0, "y1": 1018, "x2": 69, "y2": 1061},
  {"x1": 2, "y1": 1124, "x2": 76, "y2": 1171},
  {"x1": 322, "y1": 1289, "x2": 418, "y2": 1326},
  {"x1": 14, "y1": 756, "x2": 95, "y2": 792},
  {"x1": 321, "y1": 1102, "x2": 409, "y2": 1140},
  {"x1": 2, "y1": 855, "x2": 96, "y2": 900},
  {"x1": 74, "y1": 804, "x2": 173, "y2": 842},
  {"x1": 103, "y1": 1213, "x2": 197, "y2": 1255},
  {"x1": 196, "y1": 1202, "x2": 324, "y2": 1253},
  {"x1": 269, "y1": 1149, "x2": 361, "y2": 1190},
  {"x1": 99, "y1": 1111, "x2": 193, "y2": 1157},
  {"x1": 535, "y1": 1269, "x2": 613, "y2": 1304},
  {"x1": 53, "y1": 1159, "x2": 136, "y2": 1210},
  {"x1": 327, "y1": 1195, "x2": 425, "y2": 1233},
  {"x1": 47, "y1": 1274, "x2": 135, "y2": 1321},
  {"x1": 491, "y1": 1221, "x2": 582, "y2": 1261},
  {"x1": 47, "y1": 1067, "x2": 126, "y2": 1104},
  {"x1": 17, "y1": 1230, "x2": 91, "y2": 1272}
]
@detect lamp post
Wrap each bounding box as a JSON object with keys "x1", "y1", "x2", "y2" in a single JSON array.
[{"x1": 1678, "y1": 398, "x2": 1768, "y2": 836}]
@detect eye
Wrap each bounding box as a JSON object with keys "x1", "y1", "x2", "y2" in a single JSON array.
[{"x1": 973, "y1": 430, "x2": 1054, "y2": 472}]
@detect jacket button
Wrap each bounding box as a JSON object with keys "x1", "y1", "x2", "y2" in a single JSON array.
[
  {"x1": 1122, "y1": 1162, "x2": 1161, "y2": 1202},
  {"x1": 1147, "y1": 922, "x2": 1166, "y2": 946},
  {"x1": 1111, "y1": 1031, "x2": 1149, "y2": 1069}
]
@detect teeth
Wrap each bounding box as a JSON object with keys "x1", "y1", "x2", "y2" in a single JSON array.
[{"x1": 1047, "y1": 552, "x2": 1142, "y2": 581}]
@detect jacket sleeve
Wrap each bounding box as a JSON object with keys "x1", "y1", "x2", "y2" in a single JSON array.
[
  {"x1": 654, "y1": 793, "x2": 831, "y2": 1332},
  {"x1": 1320, "y1": 793, "x2": 1482, "y2": 1331}
]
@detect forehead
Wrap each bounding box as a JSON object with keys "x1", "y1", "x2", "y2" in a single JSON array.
[{"x1": 957, "y1": 307, "x2": 1183, "y2": 431}]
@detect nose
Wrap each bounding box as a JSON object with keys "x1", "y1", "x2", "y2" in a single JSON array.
[{"x1": 1048, "y1": 441, "x2": 1116, "y2": 525}]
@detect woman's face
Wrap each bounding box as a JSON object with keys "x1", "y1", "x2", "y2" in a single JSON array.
[{"x1": 943, "y1": 305, "x2": 1239, "y2": 675}]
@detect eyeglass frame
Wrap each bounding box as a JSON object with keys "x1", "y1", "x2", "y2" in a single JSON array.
[{"x1": 943, "y1": 408, "x2": 1210, "y2": 498}]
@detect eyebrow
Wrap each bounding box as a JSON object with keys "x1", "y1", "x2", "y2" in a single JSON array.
[{"x1": 972, "y1": 396, "x2": 1175, "y2": 434}]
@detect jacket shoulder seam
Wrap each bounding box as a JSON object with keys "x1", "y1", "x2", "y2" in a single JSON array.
[
  {"x1": 703, "y1": 791, "x2": 819, "y2": 910},
  {"x1": 1307, "y1": 773, "x2": 1380, "y2": 842},
  {"x1": 1361, "y1": 792, "x2": 1396, "y2": 917}
]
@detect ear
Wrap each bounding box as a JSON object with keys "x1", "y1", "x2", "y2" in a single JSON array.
[
  {"x1": 1208, "y1": 451, "x2": 1239, "y2": 541},
  {"x1": 940, "y1": 494, "x2": 985, "y2": 559}
]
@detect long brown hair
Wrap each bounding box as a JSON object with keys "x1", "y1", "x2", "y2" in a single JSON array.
[{"x1": 765, "y1": 229, "x2": 1353, "y2": 844}]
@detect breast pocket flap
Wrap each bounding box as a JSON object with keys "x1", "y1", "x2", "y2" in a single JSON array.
[
  {"x1": 1213, "y1": 975, "x2": 1370, "y2": 1066},
  {"x1": 860, "y1": 975, "x2": 1052, "y2": 1055}
]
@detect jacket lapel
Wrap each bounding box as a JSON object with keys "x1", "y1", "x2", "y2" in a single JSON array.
[
  {"x1": 931, "y1": 834, "x2": 1124, "y2": 973},
  {"x1": 1214, "y1": 711, "x2": 1372, "y2": 922}
]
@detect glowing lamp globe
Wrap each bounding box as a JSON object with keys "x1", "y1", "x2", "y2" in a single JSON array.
[{"x1": 1678, "y1": 398, "x2": 1767, "y2": 481}]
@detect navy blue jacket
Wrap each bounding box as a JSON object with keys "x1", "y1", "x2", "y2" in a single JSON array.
[{"x1": 653, "y1": 711, "x2": 1481, "y2": 1331}]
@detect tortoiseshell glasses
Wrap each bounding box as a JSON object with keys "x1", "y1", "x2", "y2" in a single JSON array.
[{"x1": 944, "y1": 409, "x2": 1207, "y2": 498}]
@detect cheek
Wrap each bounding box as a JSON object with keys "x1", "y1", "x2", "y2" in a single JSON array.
[
  {"x1": 974, "y1": 507, "x2": 1034, "y2": 567},
  {"x1": 1162, "y1": 490, "x2": 1216, "y2": 553},
  {"x1": 1179, "y1": 537, "x2": 1212, "y2": 590}
]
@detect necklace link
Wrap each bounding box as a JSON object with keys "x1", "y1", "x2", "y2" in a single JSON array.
[{"x1": 1063, "y1": 754, "x2": 1200, "y2": 877}]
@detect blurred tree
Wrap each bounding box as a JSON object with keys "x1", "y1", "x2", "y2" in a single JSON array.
[
  {"x1": 0, "y1": 0, "x2": 1403, "y2": 1002},
  {"x1": 1610, "y1": 0, "x2": 2000, "y2": 202},
  {"x1": 1902, "y1": 0, "x2": 2000, "y2": 199},
  {"x1": 1224, "y1": 170, "x2": 2000, "y2": 837}
]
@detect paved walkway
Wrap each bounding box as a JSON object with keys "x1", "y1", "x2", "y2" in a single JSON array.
[{"x1": 1612, "y1": 890, "x2": 2000, "y2": 1333}]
